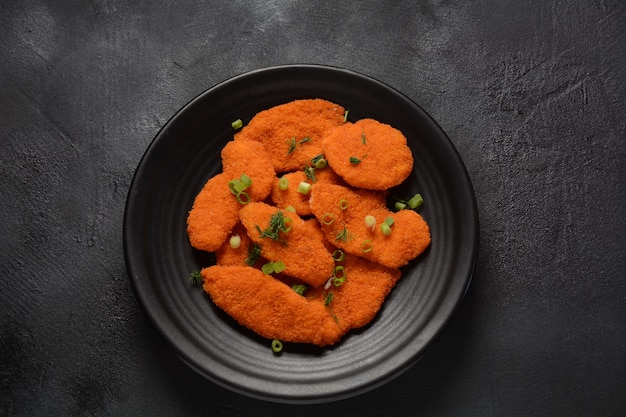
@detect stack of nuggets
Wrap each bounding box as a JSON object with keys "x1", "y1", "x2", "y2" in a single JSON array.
[{"x1": 187, "y1": 99, "x2": 431, "y2": 347}]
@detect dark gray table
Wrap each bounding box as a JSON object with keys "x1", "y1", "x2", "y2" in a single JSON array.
[{"x1": 2, "y1": 1, "x2": 625, "y2": 416}]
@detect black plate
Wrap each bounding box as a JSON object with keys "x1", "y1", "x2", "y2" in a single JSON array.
[{"x1": 123, "y1": 64, "x2": 478, "y2": 403}]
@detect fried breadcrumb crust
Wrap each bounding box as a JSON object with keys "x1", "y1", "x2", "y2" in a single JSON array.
[
  {"x1": 322, "y1": 118, "x2": 413, "y2": 190},
  {"x1": 234, "y1": 99, "x2": 345, "y2": 173},
  {"x1": 202, "y1": 265, "x2": 343, "y2": 346}
]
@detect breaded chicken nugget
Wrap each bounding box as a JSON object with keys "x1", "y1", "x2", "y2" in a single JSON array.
[
  {"x1": 322, "y1": 118, "x2": 413, "y2": 190},
  {"x1": 307, "y1": 254, "x2": 402, "y2": 333},
  {"x1": 234, "y1": 99, "x2": 346, "y2": 173},
  {"x1": 201, "y1": 265, "x2": 343, "y2": 346},
  {"x1": 270, "y1": 166, "x2": 344, "y2": 217},
  {"x1": 309, "y1": 183, "x2": 430, "y2": 268},
  {"x1": 187, "y1": 173, "x2": 242, "y2": 252},
  {"x1": 239, "y1": 202, "x2": 334, "y2": 287},
  {"x1": 221, "y1": 140, "x2": 276, "y2": 201}
]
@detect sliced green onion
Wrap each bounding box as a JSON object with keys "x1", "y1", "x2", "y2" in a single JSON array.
[
  {"x1": 321, "y1": 213, "x2": 335, "y2": 225},
  {"x1": 261, "y1": 262, "x2": 273, "y2": 275},
  {"x1": 364, "y1": 215, "x2": 376, "y2": 230},
  {"x1": 282, "y1": 217, "x2": 293, "y2": 233},
  {"x1": 407, "y1": 193, "x2": 424, "y2": 209},
  {"x1": 299, "y1": 137, "x2": 312, "y2": 145},
  {"x1": 380, "y1": 222, "x2": 392, "y2": 236},
  {"x1": 278, "y1": 177, "x2": 289, "y2": 190},
  {"x1": 339, "y1": 199, "x2": 349, "y2": 210},
  {"x1": 349, "y1": 156, "x2": 361, "y2": 165},
  {"x1": 394, "y1": 201, "x2": 406, "y2": 211},
  {"x1": 384, "y1": 216, "x2": 395, "y2": 226},
  {"x1": 297, "y1": 181, "x2": 311, "y2": 195},
  {"x1": 324, "y1": 291, "x2": 334, "y2": 306},
  {"x1": 333, "y1": 276, "x2": 346, "y2": 287},
  {"x1": 231, "y1": 119, "x2": 243, "y2": 130},
  {"x1": 314, "y1": 157, "x2": 327, "y2": 169},
  {"x1": 271, "y1": 339, "x2": 283, "y2": 353},
  {"x1": 291, "y1": 284, "x2": 308, "y2": 296},
  {"x1": 273, "y1": 260, "x2": 286, "y2": 274},
  {"x1": 332, "y1": 249, "x2": 345, "y2": 262},
  {"x1": 262, "y1": 261, "x2": 285, "y2": 275},
  {"x1": 235, "y1": 191, "x2": 250, "y2": 205},
  {"x1": 284, "y1": 205, "x2": 296, "y2": 213},
  {"x1": 333, "y1": 265, "x2": 345, "y2": 279},
  {"x1": 229, "y1": 234, "x2": 241, "y2": 249},
  {"x1": 343, "y1": 109, "x2": 349, "y2": 123},
  {"x1": 240, "y1": 173, "x2": 252, "y2": 188},
  {"x1": 361, "y1": 129, "x2": 367, "y2": 144},
  {"x1": 361, "y1": 239, "x2": 373, "y2": 253}
]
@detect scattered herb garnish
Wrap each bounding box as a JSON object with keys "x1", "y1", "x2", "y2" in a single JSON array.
[
  {"x1": 189, "y1": 270, "x2": 203, "y2": 286},
  {"x1": 361, "y1": 129, "x2": 367, "y2": 144},
  {"x1": 271, "y1": 339, "x2": 283, "y2": 354},
  {"x1": 324, "y1": 291, "x2": 334, "y2": 306},
  {"x1": 343, "y1": 109, "x2": 349, "y2": 123},
  {"x1": 335, "y1": 225, "x2": 353, "y2": 242},
  {"x1": 311, "y1": 154, "x2": 327, "y2": 169},
  {"x1": 257, "y1": 211, "x2": 292, "y2": 242},
  {"x1": 349, "y1": 156, "x2": 361, "y2": 165},
  {"x1": 392, "y1": 193, "x2": 424, "y2": 211},
  {"x1": 299, "y1": 136, "x2": 312, "y2": 145},
  {"x1": 231, "y1": 119, "x2": 243, "y2": 130},
  {"x1": 286, "y1": 137, "x2": 297, "y2": 154},
  {"x1": 291, "y1": 284, "x2": 308, "y2": 296},
  {"x1": 244, "y1": 243, "x2": 261, "y2": 266},
  {"x1": 303, "y1": 164, "x2": 316, "y2": 182}
]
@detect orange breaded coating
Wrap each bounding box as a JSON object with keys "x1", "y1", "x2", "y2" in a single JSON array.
[
  {"x1": 215, "y1": 223, "x2": 262, "y2": 267},
  {"x1": 322, "y1": 118, "x2": 413, "y2": 190},
  {"x1": 202, "y1": 265, "x2": 343, "y2": 346},
  {"x1": 187, "y1": 173, "x2": 242, "y2": 252},
  {"x1": 239, "y1": 202, "x2": 334, "y2": 287},
  {"x1": 309, "y1": 183, "x2": 431, "y2": 268},
  {"x1": 308, "y1": 254, "x2": 402, "y2": 333},
  {"x1": 221, "y1": 140, "x2": 276, "y2": 201},
  {"x1": 270, "y1": 167, "x2": 344, "y2": 217},
  {"x1": 234, "y1": 99, "x2": 346, "y2": 173}
]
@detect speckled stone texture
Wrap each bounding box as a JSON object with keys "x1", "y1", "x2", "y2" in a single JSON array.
[{"x1": 1, "y1": 1, "x2": 625, "y2": 416}]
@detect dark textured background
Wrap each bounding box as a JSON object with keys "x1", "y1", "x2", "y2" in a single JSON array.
[{"x1": 1, "y1": 1, "x2": 625, "y2": 416}]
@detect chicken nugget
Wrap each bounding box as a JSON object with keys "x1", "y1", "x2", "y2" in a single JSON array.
[
  {"x1": 322, "y1": 118, "x2": 413, "y2": 190},
  {"x1": 221, "y1": 140, "x2": 276, "y2": 201},
  {"x1": 239, "y1": 202, "x2": 334, "y2": 287},
  {"x1": 234, "y1": 99, "x2": 345, "y2": 173},
  {"x1": 201, "y1": 265, "x2": 343, "y2": 346},
  {"x1": 309, "y1": 183, "x2": 430, "y2": 268},
  {"x1": 187, "y1": 173, "x2": 242, "y2": 252},
  {"x1": 309, "y1": 254, "x2": 402, "y2": 333}
]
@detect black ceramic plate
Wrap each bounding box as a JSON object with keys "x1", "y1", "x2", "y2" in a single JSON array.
[{"x1": 123, "y1": 65, "x2": 478, "y2": 403}]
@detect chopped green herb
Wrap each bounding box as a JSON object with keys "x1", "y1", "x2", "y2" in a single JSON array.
[
  {"x1": 262, "y1": 261, "x2": 285, "y2": 275},
  {"x1": 343, "y1": 109, "x2": 349, "y2": 123},
  {"x1": 303, "y1": 165, "x2": 316, "y2": 182},
  {"x1": 361, "y1": 129, "x2": 367, "y2": 144},
  {"x1": 271, "y1": 339, "x2": 283, "y2": 354},
  {"x1": 286, "y1": 137, "x2": 297, "y2": 154},
  {"x1": 258, "y1": 211, "x2": 291, "y2": 242},
  {"x1": 335, "y1": 225, "x2": 353, "y2": 242},
  {"x1": 299, "y1": 137, "x2": 312, "y2": 145},
  {"x1": 231, "y1": 119, "x2": 243, "y2": 130},
  {"x1": 291, "y1": 284, "x2": 308, "y2": 296},
  {"x1": 324, "y1": 291, "x2": 334, "y2": 306},
  {"x1": 311, "y1": 154, "x2": 327, "y2": 169},
  {"x1": 297, "y1": 181, "x2": 311, "y2": 195},
  {"x1": 349, "y1": 156, "x2": 361, "y2": 165},
  {"x1": 189, "y1": 270, "x2": 202, "y2": 286},
  {"x1": 244, "y1": 243, "x2": 261, "y2": 266}
]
